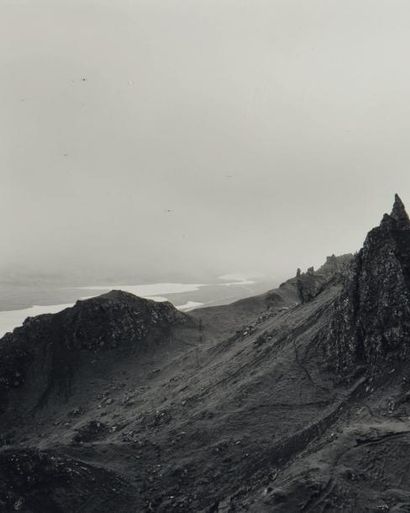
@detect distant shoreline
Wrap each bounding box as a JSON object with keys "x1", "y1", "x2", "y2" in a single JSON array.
[{"x1": 0, "y1": 277, "x2": 268, "y2": 337}]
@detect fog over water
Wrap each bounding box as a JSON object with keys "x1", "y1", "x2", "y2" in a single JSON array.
[
  {"x1": 2, "y1": 0, "x2": 410, "y2": 285},
  {"x1": 0, "y1": 278, "x2": 261, "y2": 335}
]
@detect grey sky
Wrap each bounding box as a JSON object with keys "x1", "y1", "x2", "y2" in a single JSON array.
[{"x1": 1, "y1": 0, "x2": 410, "y2": 283}]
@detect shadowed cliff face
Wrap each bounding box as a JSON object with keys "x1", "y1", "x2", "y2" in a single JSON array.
[
  {"x1": 0, "y1": 291, "x2": 190, "y2": 415},
  {"x1": 324, "y1": 194, "x2": 410, "y2": 377}
]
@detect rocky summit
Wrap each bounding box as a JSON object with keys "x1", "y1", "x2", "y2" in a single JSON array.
[
  {"x1": 324, "y1": 194, "x2": 410, "y2": 377},
  {"x1": 2, "y1": 197, "x2": 410, "y2": 512}
]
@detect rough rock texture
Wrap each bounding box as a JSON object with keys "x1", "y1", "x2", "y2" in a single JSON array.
[
  {"x1": 324, "y1": 194, "x2": 410, "y2": 377},
  {"x1": 2, "y1": 197, "x2": 410, "y2": 512},
  {"x1": 0, "y1": 291, "x2": 189, "y2": 415},
  {"x1": 296, "y1": 254, "x2": 352, "y2": 304},
  {"x1": 0, "y1": 449, "x2": 135, "y2": 513}
]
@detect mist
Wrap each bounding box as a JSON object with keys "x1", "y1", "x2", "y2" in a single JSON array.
[{"x1": 2, "y1": 0, "x2": 410, "y2": 284}]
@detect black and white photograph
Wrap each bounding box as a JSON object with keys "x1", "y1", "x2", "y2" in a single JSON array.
[{"x1": 2, "y1": 1, "x2": 410, "y2": 512}]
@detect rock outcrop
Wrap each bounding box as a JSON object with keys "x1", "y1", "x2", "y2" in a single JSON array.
[
  {"x1": 0, "y1": 291, "x2": 188, "y2": 412},
  {"x1": 295, "y1": 254, "x2": 353, "y2": 303},
  {"x1": 324, "y1": 194, "x2": 410, "y2": 377}
]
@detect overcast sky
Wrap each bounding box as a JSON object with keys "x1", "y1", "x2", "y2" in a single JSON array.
[{"x1": 1, "y1": 0, "x2": 410, "y2": 283}]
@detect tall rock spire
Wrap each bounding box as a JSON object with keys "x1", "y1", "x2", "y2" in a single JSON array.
[
  {"x1": 390, "y1": 193, "x2": 410, "y2": 229},
  {"x1": 323, "y1": 195, "x2": 410, "y2": 379}
]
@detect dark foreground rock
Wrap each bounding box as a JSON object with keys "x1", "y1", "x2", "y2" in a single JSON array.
[
  {"x1": 0, "y1": 448, "x2": 135, "y2": 513},
  {"x1": 0, "y1": 291, "x2": 190, "y2": 419}
]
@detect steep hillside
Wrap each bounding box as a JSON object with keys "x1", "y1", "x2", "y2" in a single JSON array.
[
  {"x1": 0, "y1": 291, "x2": 195, "y2": 431},
  {"x1": 238, "y1": 195, "x2": 410, "y2": 512},
  {"x1": 191, "y1": 253, "x2": 352, "y2": 340},
  {"x1": 1, "y1": 197, "x2": 410, "y2": 512}
]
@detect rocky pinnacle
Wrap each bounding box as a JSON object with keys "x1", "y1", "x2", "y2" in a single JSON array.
[
  {"x1": 391, "y1": 193, "x2": 410, "y2": 229},
  {"x1": 324, "y1": 195, "x2": 410, "y2": 378}
]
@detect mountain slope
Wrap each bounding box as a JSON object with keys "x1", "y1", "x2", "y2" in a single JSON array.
[
  {"x1": 191, "y1": 253, "x2": 352, "y2": 340},
  {"x1": 1, "y1": 197, "x2": 410, "y2": 512},
  {"x1": 238, "y1": 194, "x2": 410, "y2": 512}
]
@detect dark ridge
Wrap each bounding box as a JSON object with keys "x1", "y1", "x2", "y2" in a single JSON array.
[
  {"x1": 0, "y1": 291, "x2": 190, "y2": 413},
  {"x1": 294, "y1": 253, "x2": 353, "y2": 304}
]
